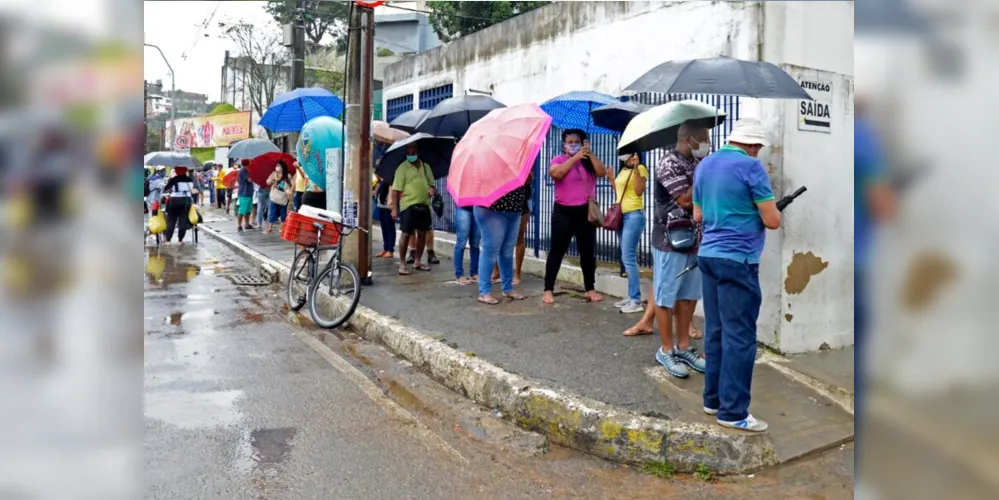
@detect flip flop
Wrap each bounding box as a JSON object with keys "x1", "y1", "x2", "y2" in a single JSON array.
[
  {"x1": 398, "y1": 268, "x2": 412, "y2": 275},
  {"x1": 623, "y1": 327, "x2": 654, "y2": 337},
  {"x1": 415, "y1": 264, "x2": 432, "y2": 271},
  {"x1": 504, "y1": 292, "x2": 526, "y2": 301},
  {"x1": 478, "y1": 296, "x2": 500, "y2": 305},
  {"x1": 690, "y1": 328, "x2": 704, "y2": 339}
]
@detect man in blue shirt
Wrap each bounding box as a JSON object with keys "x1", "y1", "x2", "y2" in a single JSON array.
[
  {"x1": 693, "y1": 118, "x2": 782, "y2": 433},
  {"x1": 236, "y1": 158, "x2": 255, "y2": 231}
]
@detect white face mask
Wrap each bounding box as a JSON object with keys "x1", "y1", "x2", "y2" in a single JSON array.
[{"x1": 691, "y1": 139, "x2": 711, "y2": 159}]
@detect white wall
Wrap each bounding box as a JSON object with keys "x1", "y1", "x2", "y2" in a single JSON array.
[{"x1": 382, "y1": 1, "x2": 855, "y2": 353}]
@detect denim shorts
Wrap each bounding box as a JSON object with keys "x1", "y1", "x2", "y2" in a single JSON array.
[{"x1": 652, "y1": 248, "x2": 702, "y2": 307}]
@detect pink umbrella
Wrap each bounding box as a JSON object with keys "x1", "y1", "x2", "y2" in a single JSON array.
[{"x1": 447, "y1": 103, "x2": 552, "y2": 207}]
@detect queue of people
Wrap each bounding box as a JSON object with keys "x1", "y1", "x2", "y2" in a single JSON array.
[{"x1": 382, "y1": 118, "x2": 779, "y2": 433}]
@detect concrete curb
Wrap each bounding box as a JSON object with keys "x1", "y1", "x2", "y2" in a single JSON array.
[{"x1": 201, "y1": 226, "x2": 779, "y2": 474}]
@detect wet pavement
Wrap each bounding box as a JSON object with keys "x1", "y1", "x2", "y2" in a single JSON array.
[{"x1": 145, "y1": 227, "x2": 853, "y2": 499}]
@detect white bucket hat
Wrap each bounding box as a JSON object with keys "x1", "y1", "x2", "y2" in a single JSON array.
[{"x1": 726, "y1": 118, "x2": 769, "y2": 146}]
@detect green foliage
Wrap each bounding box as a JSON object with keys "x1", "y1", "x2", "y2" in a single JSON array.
[
  {"x1": 265, "y1": 0, "x2": 351, "y2": 51},
  {"x1": 426, "y1": 1, "x2": 550, "y2": 42},
  {"x1": 694, "y1": 463, "x2": 714, "y2": 482},
  {"x1": 304, "y1": 68, "x2": 345, "y2": 96},
  {"x1": 376, "y1": 47, "x2": 395, "y2": 57},
  {"x1": 190, "y1": 148, "x2": 215, "y2": 164},
  {"x1": 209, "y1": 103, "x2": 240, "y2": 115},
  {"x1": 640, "y1": 460, "x2": 675, "y2": 479}
]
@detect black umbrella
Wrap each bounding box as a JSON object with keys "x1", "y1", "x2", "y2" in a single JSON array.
[
  {"x1": 415, "y1": 95, "x2": 506, "y2": 138},
  {"x1": 375, "y1": 133, "x2": 456, "y2": 186},
  {"x1": 389, "y1": 109, "x2": 431, "y2": 134},
  {"x1": 589, "y1": 101, "x2": 653, "y2": 133},
  {"x1": 624, "y1": 56, "x2": 813, "y2": 100}
]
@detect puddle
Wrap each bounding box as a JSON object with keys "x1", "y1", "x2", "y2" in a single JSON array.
[
  {"x1": 235, "y1": 427, "x2": 297, "y2": 477},
  {"x1": 144, "y1": 390, "x2": 243, "y2": 429},
  {"x1": 164, "y1": 309, "x2": 216, "y2": 325}
]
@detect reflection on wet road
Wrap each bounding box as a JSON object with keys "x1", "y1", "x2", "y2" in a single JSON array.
[{"x1": 144, "y1": 238, "x2": 853, "y2": 500}]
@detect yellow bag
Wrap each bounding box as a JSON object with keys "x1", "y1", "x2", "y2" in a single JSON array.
[
  {"x1": 188, "y1": 204, "x2": 200, "y2": 225},
  {"x1": 149, "y1": 212, "x2": 166, "y2": 234}
]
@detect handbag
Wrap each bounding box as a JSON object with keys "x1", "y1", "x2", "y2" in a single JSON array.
[
  {"x1": 587, "y1": 195, "x2": 604, "y2": 226},
  {"x1": 187, "y1": 203, "x2": 201, "y2": 225},
  {"x1": 601, "y1": 167, "x2": 636, "y2": 231},
  {"x1": 666, "y1": 218, "x2": 697, "y2": 252},
  {"x1": 148, "y1": 212, "x2": 166, "y2": 234},
  {"x1": 422, "y1": 164, "x2": 444, "y2": 218},
  {"x1": 270, "y1": 184, "x2": 290, "y2": 205}
]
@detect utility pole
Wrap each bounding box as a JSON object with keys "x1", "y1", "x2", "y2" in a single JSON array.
[
  {"x1": 342, "y1": 4, "x2": 364, "y2": 275},
  {"x1": 358, "y1": 6, "x2": 375, "y2": 284},
  {"x1": 144, "y1": 43, "x2": 175, "y2": 151},
  {"x1": 292, "y1": 0, "x2": 306, "y2": 90}
]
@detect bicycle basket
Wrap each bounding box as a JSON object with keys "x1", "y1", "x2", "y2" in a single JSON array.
[{"x1": 281, "y1": 211, "x2": 341, "y2": 247}]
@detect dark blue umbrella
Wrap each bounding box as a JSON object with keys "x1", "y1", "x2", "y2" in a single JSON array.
[
  {"x1": 624, "y1": 56, "x2": 812, "y2": 100},
  {"x1": 389, "y1": 109, "x2": 431, "y2": 134},
  {"x1": 539, "y1": 91, "x2": 620, "y2": 135},
  {"x1": 258, "y1": 87, "x2": 345, "y2": 133},
  {"x1": 415, "y1": 95, "x2": 506, "y2": 138},
  {"x1": 589, "y1": 101, "x2": 653, "y2": 133}
]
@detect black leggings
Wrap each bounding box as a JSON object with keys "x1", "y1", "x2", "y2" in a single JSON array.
[
  {"x1": 544, "y1": 202, "x2": 596, "y2": 292},
  {"x1": 164, "y1": 198, "x2": 189, "y2": 242},
  {"x1": 216, "y1": 188, "x2": 228, "y2": 209}
]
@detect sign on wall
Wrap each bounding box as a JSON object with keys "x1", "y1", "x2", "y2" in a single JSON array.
[
  {"x1": 797, "y1": 79, "x2": 832, "y2": 133},
  {"x1": 165, "y1": 110, "x2": 253, "y2": 149}
]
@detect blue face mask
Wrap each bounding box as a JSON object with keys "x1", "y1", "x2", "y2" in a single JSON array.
[
  {"x1": 406, "y1": 155, "x2": 419, "y2": 164},
  {"x1": 566, "y1": 143, "x2": 581, "y2": 154}
]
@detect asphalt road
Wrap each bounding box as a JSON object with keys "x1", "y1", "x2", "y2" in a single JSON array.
[{"x1": 144, "y1": 236, "x2": 853, "y2": 500}]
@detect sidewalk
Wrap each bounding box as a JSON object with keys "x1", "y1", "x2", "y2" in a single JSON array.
[{"x1": 199, "y1": 209, "x2": 853, "y2": 474}]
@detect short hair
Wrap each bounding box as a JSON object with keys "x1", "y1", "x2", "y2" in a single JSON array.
[
  {"x1": 677, "y1": 121, "x2": 710, "y2": 141},
  {"x1": 241, "y1": 158, "x2": 250, "y2": 166},
  {"x1": 562, "y1": 128, "x2": 587, "y2": 142}
]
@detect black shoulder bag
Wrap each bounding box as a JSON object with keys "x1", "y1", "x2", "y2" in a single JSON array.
[{"x1": 422, "y1": 164, "x2": 444, "y2": 218}]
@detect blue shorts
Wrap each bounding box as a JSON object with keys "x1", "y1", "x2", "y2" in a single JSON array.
[{"x1": 652, "y1": 249, "x2": 702, "y2": 308}]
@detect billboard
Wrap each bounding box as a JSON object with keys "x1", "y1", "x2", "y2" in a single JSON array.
[{"x1": 165, "y1": 110, "x2": 252, "y2": 150}]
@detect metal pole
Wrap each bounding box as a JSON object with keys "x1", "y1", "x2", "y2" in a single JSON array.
[
  {"x1": 292, "y1": 0, "x2": 305, "y2": 89},
  {"x1": 145, "y1": 43, "x2": 175, "y2": 150},
  {"x1": 341, "y1": 4, "x2": 363, "y2": 270},
  {"x1": 358, "y1": 6, "x2": 375, "y2": 284}
]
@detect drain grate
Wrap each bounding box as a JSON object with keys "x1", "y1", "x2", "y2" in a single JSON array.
[{"x1": 230, "y1": 274, "x2": 272, "y2": 286}]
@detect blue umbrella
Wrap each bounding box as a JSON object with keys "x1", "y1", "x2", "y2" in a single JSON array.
[
  {"x1": 259, "y1": 87, "x2": 345, "y2": 133},
  {"x1": 226, "y1": 138, "x2": 279, "y2": 160},
  {"x1": 539, "y1": 91, "x2": 620, "y2": 135},
  {"x1": 589, "y1": 100, "x2": 653, "y2": 133}
]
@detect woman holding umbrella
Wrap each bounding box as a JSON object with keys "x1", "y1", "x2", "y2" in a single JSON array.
[{"x1": 543, "y1": 128, "x2": 607, "y2": 305}]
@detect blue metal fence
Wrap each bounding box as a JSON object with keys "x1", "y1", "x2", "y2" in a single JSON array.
[
  {"x1": 417, "y1": 85, "x2": 459, "y2": 235},
  {"x1": 385, "y1": 95, "x2": 414, "y2": 123}
]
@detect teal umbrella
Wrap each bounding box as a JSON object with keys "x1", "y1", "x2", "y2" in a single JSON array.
[{"x1": 617, "y1": 100, "x2": 726, "y2": 155}]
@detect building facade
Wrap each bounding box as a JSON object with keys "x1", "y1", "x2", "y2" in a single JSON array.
[{"x1": 382, "y1": 1, "x2": 854, "y2": 354}]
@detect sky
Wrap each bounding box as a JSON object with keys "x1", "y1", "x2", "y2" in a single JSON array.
[{"x1": 143, "y1": 1, "x2": 419, "y2": 102}]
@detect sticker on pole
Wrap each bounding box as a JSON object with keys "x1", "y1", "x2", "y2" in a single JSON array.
[{"x1": 797, "y1": 79, "x2": 832, "y2": 133}]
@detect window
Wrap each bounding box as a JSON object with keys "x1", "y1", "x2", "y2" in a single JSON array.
[
  {"x1": 418, "y1": 84, "x2": 453, "y2": 110},
  {"x1": 386, "y1": 95, "x2": 414, "y2": 122}
]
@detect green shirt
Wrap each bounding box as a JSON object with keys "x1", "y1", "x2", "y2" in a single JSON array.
[{"x1": 391, "y1": 161, "x2": 432, "y2": 211}]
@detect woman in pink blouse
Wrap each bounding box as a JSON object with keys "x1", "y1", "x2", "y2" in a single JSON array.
[{"x1": 543, "y1": 128, "x2": 607, "y2": 305}]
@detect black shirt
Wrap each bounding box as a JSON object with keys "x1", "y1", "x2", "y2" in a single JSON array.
[{"x1": 489, "y1": 185, "x2": 527, "y2": 212}]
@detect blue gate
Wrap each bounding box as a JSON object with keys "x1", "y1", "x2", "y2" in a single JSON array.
[
  {"x1": 385, "y1": 95, "x2": 414, "y2": 123},
  {"x1": 418, "y1": 84, "x2": 457, "y2": 234}
]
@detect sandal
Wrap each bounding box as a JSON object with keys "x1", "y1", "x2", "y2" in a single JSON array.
[
  {"x1": 456, "y1": 276, "x2": 474, "y2": 285},
  {"x1": 689, "y1": 327, "x2": 704, "y2": 339},
  {"x1": 542, "y1": 292, "x2": 555, "y2": 305},
  {"x1": 398, "y1": 267, "x2": 412, "y2": 275},
  {"x1": 623, "y1": 326, "x2": 654, "y2": 337},
  {"x1": 415, "y1": 264, "x2": 432, "y2": 272},
  {"x1": 478, "y1": 295, "x2": 500, "y2": 305},
  {"x1": 504, "y1": 292, "x2": 526, "y2": 301},
  {"x1": 585, "y1": 291, "x2": 603, "y2": 302}
]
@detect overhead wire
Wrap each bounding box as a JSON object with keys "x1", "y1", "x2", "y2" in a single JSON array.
[{"x1": 182, "y1": 1, "x2": 223, "y2": 61}]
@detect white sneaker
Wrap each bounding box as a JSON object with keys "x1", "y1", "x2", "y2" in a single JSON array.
[
  {"x1": 620, "y1": 301, "x2": 645, "y2": 314},
  {"x1": 717, "y1": 413, "x2": 768, "y2": 432},
  {"x1": 613, "y1": 298, "x2": 631, "y2": 308},
  {"x1": 703, "y1": 407, "x2": 718, "y2": 415}
]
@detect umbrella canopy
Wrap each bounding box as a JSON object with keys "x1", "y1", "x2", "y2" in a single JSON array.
[
  {"x1": 415, "y1": 95, "x2": 506, "y2": 138},
  {"x1": 539, "y1": 90, "x2": 619, "y2": 135},
  {"x1": 589, "y1": 101, "x2": 653, "y2": 133},
  {"x1": 227, "y1": 138, "x2": 280, "y2": 160},
  {"x1": 222, "y1": 170, "x2": 239, "y2": 190},
  {"x1": 617, "y1": 100, "x2": 726, "y2": 155},
  {"x1": 447, "y1": 103, "x2": 552, "y2": 207},
  {"x1": 375, "y1": 133, "x2": 455, "y2": 186},
  {"x1": 258, "y1": 87, "x2": 345, "y2": 133},
  {"x1": 201, "y1": 162, "x2": 217, "y2": 172},
  {"x1": 296, "y1": 115, "x2": 345, "y2": 187},
  {"x1": 144, "y1": 151, "x2": 201, "y2": 169},
  {"x1": 388, "y1": 109, "x2": 431, "y2": 134},
  {"x1": 624, "y1": 56, "x2": 813, "y2": 100},
  {"x1": 372, "y1": 120, "x2": 410, "y2": 145},
  {"x1": 248, "y1": 152, "x2": 296, "y2": 188}
]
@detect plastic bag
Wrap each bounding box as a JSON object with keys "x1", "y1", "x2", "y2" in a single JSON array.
[
  {"x1": 149, "y1": 212, "x2": 166, "y2": 234},
  {"x1": 188, "y1": 204, "x2": 200, "y2": 225}
]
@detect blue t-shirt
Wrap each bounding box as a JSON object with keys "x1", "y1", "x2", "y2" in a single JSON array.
[
  {"x1": 237, "y1": 167, "x2": 254, "y2": 197},
  {"x1": 693, "y1": 145, "x2": 775, "y2": 264},
  {"x1": 855, "y1": 118, "x2": 883, "y2": 267}
]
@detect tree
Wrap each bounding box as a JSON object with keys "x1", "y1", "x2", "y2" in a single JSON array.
[
  {"x1": 221, "y1": 20, "x2": 291, "y2": 127},
  {"x1": 265, "y1": 0, "x2": 351, "y2": 52},
  {"x1": 209, "y1": 103, "x2": 240, "y2": 115},
  {"x1": 426, "y1": 1, "x2": 550, "y2": 42}
]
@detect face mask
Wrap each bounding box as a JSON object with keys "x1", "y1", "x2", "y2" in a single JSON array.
[
  {"x1": 406, "y1": 155, "x2": 419, "y2": 163},
  {"x1": 691, "y1": 140, "x2": 711, "y2": 159},
  {"x1": 566, "y1": 143, "x2": 581, "y2": 154}
]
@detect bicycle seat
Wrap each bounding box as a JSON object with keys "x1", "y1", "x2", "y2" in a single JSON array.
[{"x1": 298, "y1": 205, "x2": 343, "y2": 224}]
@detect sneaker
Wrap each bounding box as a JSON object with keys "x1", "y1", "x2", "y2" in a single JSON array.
[
  {"x1": 406, "y1": 251, "x2": 415, "y2": 265},
  {"x1": 427, "y1": 251, "x2": 440, "y2": 264},
  {"x1": 656, "y1": 347, "x2": 689, "y2": 378},
  {"x1": 620, "y1": 301, "x2": 645, "y2": 314},
  {"x1": 673, "y1": 347, "x2": 706, "y2": 373},
  {"x1": 613, "y1": 298, "x2": 631, "y2": 308},
  {"x1": 703, "y1": 407, "x2": 718, "y2": 416},
  {"x1": 717, "y1": 413, "x2": 768, "y2": 432}
]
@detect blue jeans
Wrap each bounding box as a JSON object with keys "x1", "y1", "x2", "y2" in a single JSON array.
[
  {"x1": 268, "y1": 201, "x2": 288, "y2": 224},
  {"x1": 293, "y1": 192, "x2": 304, "y2": 212},
  {"x1": 699, "y1": 256, "x2": 762, "y2": 422},
  {"x1": 378, "y1": 204, "x2": 396, "y2": 252},
  {"x1": 620, "y1": 210, "x2": 645, "y2": 301},
  {"x1": 474, "y1": 207, "x2": 520, "y2": 296},
  {"x1": 255, "y1": 190, "x2": 270, "y2": 226},
  {"x1": 454, "y1": 208, "x2": 480, "y2": 279}
]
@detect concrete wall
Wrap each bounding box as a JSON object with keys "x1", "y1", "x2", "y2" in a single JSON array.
[
  {"x1": 382, "y1": 1, "x2": 854, "y2": 354},
  {"x1": 374, "y1": 13, "x2": 441, "y2": 55}
]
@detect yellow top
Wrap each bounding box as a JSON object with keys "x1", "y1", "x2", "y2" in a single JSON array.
[
  {"x1": 295, "y1": 167, "x2": 307, "y2": 192},
  {"x1": 214, "y1": 168, "x2": 229, "y2": 189},
  {"x1": 615, "y1": 164, "x2": 648, "y2": 213}
]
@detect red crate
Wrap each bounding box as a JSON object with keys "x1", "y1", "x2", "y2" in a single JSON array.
[{"x1": 281, "y1": 211, "x2": 341, "y2": 247}]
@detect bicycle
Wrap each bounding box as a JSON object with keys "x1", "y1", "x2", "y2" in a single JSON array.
[{"x1": 284, "y1": 209, "x2": 363, "y2": 329}]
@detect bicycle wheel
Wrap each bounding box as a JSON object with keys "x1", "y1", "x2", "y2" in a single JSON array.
[
  {"x1": 287, "y1": 249, "x2": 313, "y2": 311},
  {"x1": 308, "y1": 262, "x2": 361, "y2": 329}
]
